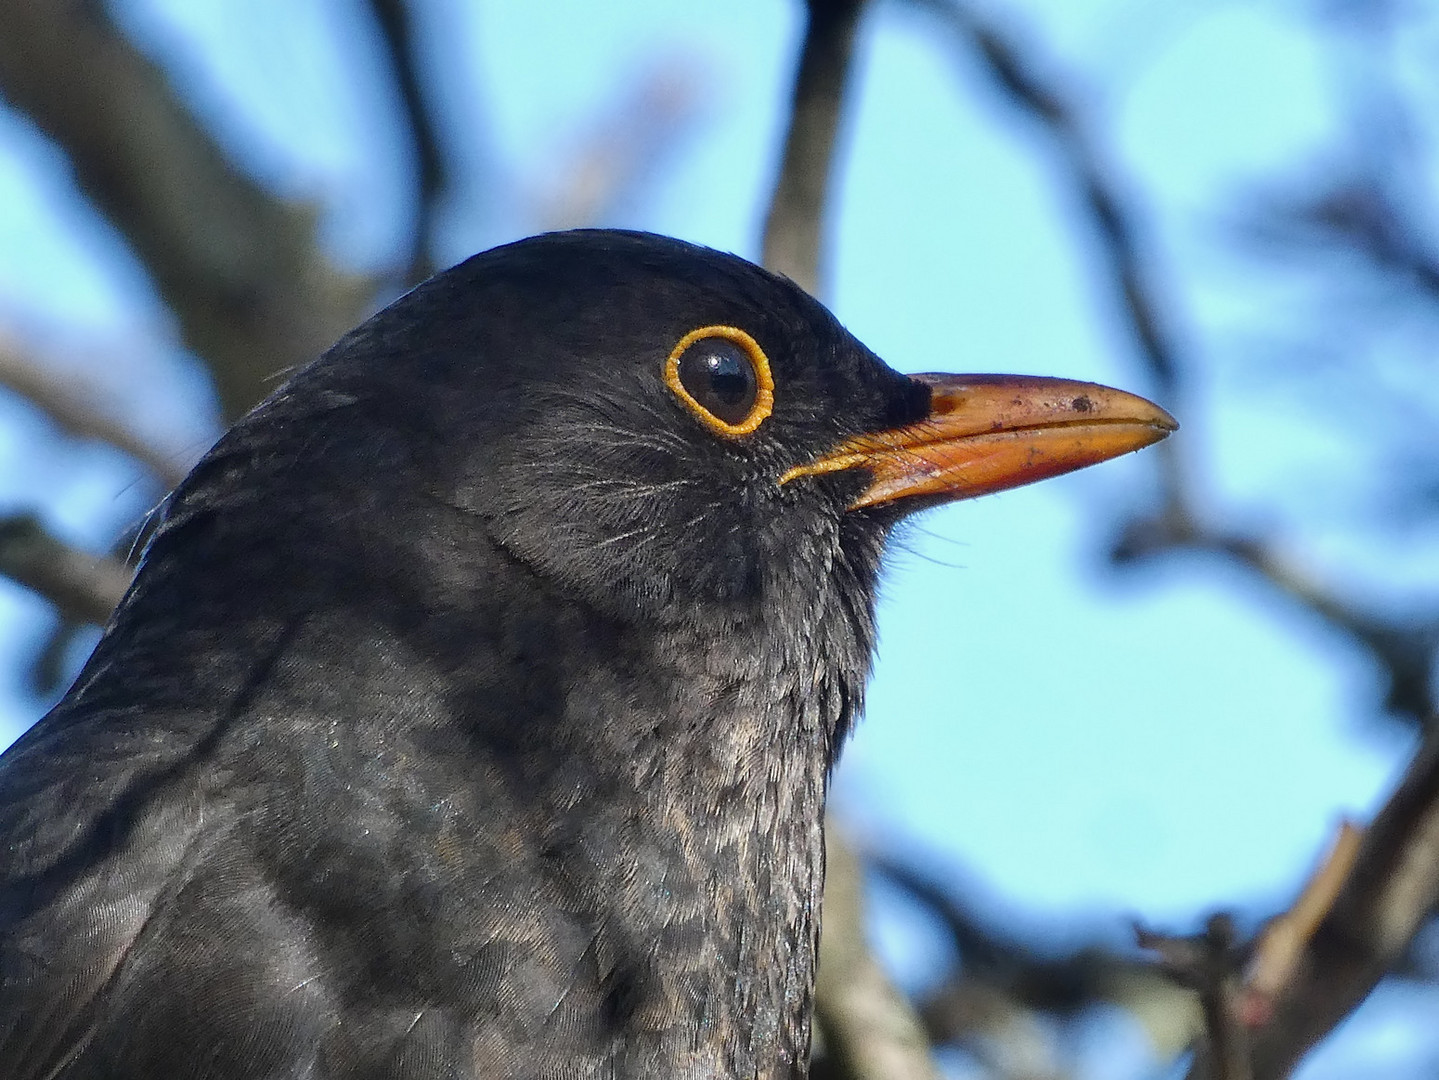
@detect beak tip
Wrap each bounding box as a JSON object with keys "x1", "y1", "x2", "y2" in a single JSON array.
[{"x1": 787, "y1": 373, "x2": 1179, "y2": 511}]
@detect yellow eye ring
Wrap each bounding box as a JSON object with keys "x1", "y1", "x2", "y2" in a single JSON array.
[{"x1": 663, "y1": 325, "x2": 775, "y2": 437}]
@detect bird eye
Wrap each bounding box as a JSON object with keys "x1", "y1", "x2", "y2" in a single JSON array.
[
  {"x1": 680, "y1": 341, "x2": 754, "y2": 422},
  {"x1": 664, "y1": 326, "x2": 775, "y2": 436}
]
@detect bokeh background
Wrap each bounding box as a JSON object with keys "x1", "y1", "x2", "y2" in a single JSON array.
[{"x1": 2, "y1": 1, "x2": 1438, "y2": 1076}]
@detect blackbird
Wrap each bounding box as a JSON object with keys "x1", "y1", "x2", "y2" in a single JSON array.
[{"x1": 0, "y1": 230, "x2": 1174, "y2": 1080}]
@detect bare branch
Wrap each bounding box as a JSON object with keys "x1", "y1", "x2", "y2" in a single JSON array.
[
  {"x1": 873, "y1": 852, "x2": 1160, "y2": 1017},
  {"x1": 1247, "y1": 2, "x2": 1439, "y2": 310},
  {"x1": 1245, "y1": 821, "x2": 1364, "y2": 1015},
  {"x1": 762, "y1": 0, "x2": 866, "y2": 297},
  {"x1": 1113, "y1": 514, "x2": 1439, "y2": 724},
  {"x1": 0, "y1": 332, "x2": 191, "y2": 489},
  {"x1": 0, "y1": 0, "x2": 373, "y2": 421},
  {"x1": 909, "y1": 0, "x2": 1180, "y2": 399},
  {"x1": 0, "y1": 515, "x2": 129, "y2": 627},
  {"x1": 1255, "y1": 174, "x2": 1439, "y2": 304},
  {"x1": 364, "y1": 0, "x2": 448, "y2": 285},
  {"x1": 27, "y1": 617, "x2": 87, "y2": 700},
  {"x1": 1244, "y1": 734, "x2": 1439, "y2": 1078},
  {"x1": 1145, "y1": 746, "x2": 1439, "y2": 1080},
  {"x1": 1140, "y1": 915, "x2": 1252, "y2": 1080},
  {"x1": 902, "y1": 1, "x2": 1439, "y2": 728},
  {"x1": 815, "y1": 829, "x2": 943, "y2": 1080}
]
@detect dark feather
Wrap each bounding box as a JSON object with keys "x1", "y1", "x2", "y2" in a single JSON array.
[{"x1": 0, "y1": 232, "x2": 923, "y2": 1079}]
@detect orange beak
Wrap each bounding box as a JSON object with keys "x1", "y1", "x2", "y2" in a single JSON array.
[{"x1": 778, "y1": 373, "x2": 1177, "y2": 510}]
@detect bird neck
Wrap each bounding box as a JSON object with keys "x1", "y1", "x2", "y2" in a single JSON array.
[
  {"x1": 64, "y1": 501, "x2": 879, "y2": 1079},
  {"x1": 476, "y1": 587, "x2": 849, "y2": 1078},
  {"x1": 434, "y1": 528, "x2": 869, "y2": 1078}
]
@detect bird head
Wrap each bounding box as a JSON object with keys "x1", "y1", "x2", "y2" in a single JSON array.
[{"x1": 196, "y1": 230, "x2": 1172, "y2": 645}]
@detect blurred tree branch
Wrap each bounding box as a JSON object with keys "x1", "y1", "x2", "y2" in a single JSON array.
[
  {"x1": 815, "y1": 829, "x2": 942, "y2": 1080},
  {"x1": 872, "y1": 852, "x2": 1191, "y2": 1033},
  {"x1": 1139, "y1": 915, "x2": 1252, "y2": 1080},
  {"x1": 906, "y1": 3, "x2": 1439, "y2": 1075},
  {"x1": 1258, "y1": 173, "x2": 1439, "y2": 305},
  {"x1": 908, "y1": 0, "x2": 1180, "y2": 400},
  {"x1": 0, "y1": 516, "x2": 129, "y2": 626},
  {"x1": 0, "y1": 0, "x2": 374, "y2": 423},
  {"x1": 762, "y1": 0, "x2": 865, "y2": 296},
  {"x1": 908, "y1": 0, "x2": 1437, "y2": 726},
  {"x1": 1113, "y1": 520, "x2": 1439, "y2": 723},
  {"x1": 364, "y1": 0, "x2": 449, "y2": 285},
  {"x1": 1242, "y1": 733, "x2": 1439, "y2": 1078},
  {"x1": 0, "y1": 332, "x2": 190, "y2": 490}
]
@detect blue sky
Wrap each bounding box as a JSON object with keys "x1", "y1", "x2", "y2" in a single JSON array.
[{"x1": 1, "y1": 1, "x2": 1436, "y2": 1075}]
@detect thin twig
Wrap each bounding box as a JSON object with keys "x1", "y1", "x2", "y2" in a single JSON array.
[
  {"x1": 0, "y1": 516, "x2": 129, "y2": 627},
  {"x1": 909, "y1": 0, "x2": 1179, "y2": 399},
  {"x1": 1139, "y1": 915, "x2": 1251, "y2": 1080},
  {"x1": 0, "y1": 0, "x2": 372, "y2": 421},
  {"x1": 762, "y1": 0, "x2": 867, "y2": 297},
  {"x1": 1113, "y1": 518, "x2": 1439, "y2": 723},
  {"x1": 1244, "y1": 821, "x2": 1365, "y2": 1019},
  {"x1": 364, "y1": 0, "x2": 448, "y2": 284},
  {"x1": 0, "y1": 334, "x2": 191, "y2": 489},
  {"x1": 1243, "y1": 734, "x2": 1439, "y2": 1079},
  {"x1": 816, "y1": 829, "x2": 942, "y2": 1080}
]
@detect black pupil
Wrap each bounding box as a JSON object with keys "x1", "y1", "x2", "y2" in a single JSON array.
[{"x1": 676, "y1": 339, "x2": 757, "y2": 425}]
